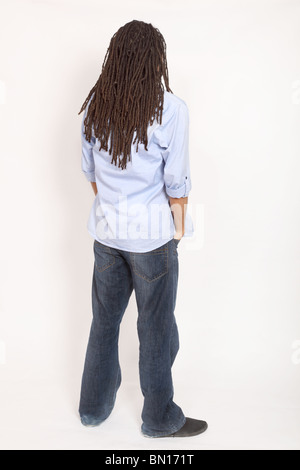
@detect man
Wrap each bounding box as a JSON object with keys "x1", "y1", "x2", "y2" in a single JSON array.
[{"x1": 78, "y1": 19, "x2": 207, "y2": 438}]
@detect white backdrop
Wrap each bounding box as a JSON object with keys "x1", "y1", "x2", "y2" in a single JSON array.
[{"x1": 0, "y1": 0, "x2": 300, "y2": 450}]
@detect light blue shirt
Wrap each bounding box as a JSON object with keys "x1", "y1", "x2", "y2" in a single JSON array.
[{"x1": 81, "y1": 90, "x2": 194, "y2": 252}]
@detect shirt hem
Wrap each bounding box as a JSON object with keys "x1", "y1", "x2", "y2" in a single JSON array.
[{"x1": 87, "y1": 229, "x2": 175, "y2": 253}]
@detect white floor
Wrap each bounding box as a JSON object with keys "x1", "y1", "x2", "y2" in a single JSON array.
[{"x1": 0, "y1": 376, "x2": 299, "y2": 450}]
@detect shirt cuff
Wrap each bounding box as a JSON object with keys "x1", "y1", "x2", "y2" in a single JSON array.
[
  {"x1": 83, "y1": 170, "x2": 96, "y2": 183},
  {"x1": 165, "y1": 178, "x2": 191, "y2": 198}
]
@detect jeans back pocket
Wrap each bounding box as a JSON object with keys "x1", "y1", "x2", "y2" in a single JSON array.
[
  {"x1": 131, "y1": 243, "x2": 168, "y2": 283},
  {"x1": 94, "y1": 240, "x2": 116, "y2": 273}
]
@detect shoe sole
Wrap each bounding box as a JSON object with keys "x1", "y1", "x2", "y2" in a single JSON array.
[{"x1": 143, "y1": 422, "x2": 208, "y2": 438}]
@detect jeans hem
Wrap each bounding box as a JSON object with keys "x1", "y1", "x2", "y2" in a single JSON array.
[
  {"x1": 79, "y1": 406, "x2": 114, "y2": 427},
  {"x1": 80, "y1": 414, "x2": 107, "y2": 427},
  {"x1": 141, "y1": 415, "x2": 186, "y2": 438}
]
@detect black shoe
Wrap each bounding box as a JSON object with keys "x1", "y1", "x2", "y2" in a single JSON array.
[{"x1": 165, "y1": 418, "x2": 208, "y2": 438}]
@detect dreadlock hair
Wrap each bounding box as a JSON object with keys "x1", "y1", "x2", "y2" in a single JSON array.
[{"x1": 78, "y1": 20, "x2": 173, "y2": 170}]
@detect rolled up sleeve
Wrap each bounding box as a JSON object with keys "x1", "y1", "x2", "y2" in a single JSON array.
[
  {"x1": 81, "y1": 102, "x2": 96, "y2": 183},
  {"x1": 162, "y1": 102, "x2": 192, "y2": 198}
]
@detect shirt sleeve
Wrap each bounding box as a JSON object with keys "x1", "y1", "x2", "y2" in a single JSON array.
[
  {"x1": 81, "y1": 101, "x2": 96, "y2": 183},
  {"x1": 162, "y1": 102, "x2": 192, "y2": 198}
]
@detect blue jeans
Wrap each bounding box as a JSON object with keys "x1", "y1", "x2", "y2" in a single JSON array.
[{"x1": 79, "y1": 237, "x2": 186, "y2": 437}]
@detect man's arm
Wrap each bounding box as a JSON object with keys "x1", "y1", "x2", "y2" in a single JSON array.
[
  {"x1": 162, "y1": 102, "x2": 191, "y2": 241},
  {"x1": 91, "y1": 182, "x2": 98, "y2": 196},
  {"x1": 169, "y1": 196, "x2": 188, "y2": 239}
]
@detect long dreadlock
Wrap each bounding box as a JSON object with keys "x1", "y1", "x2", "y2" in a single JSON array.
[{"x1": 78, "y1": 20, "x2": 173, "y2": 170}]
